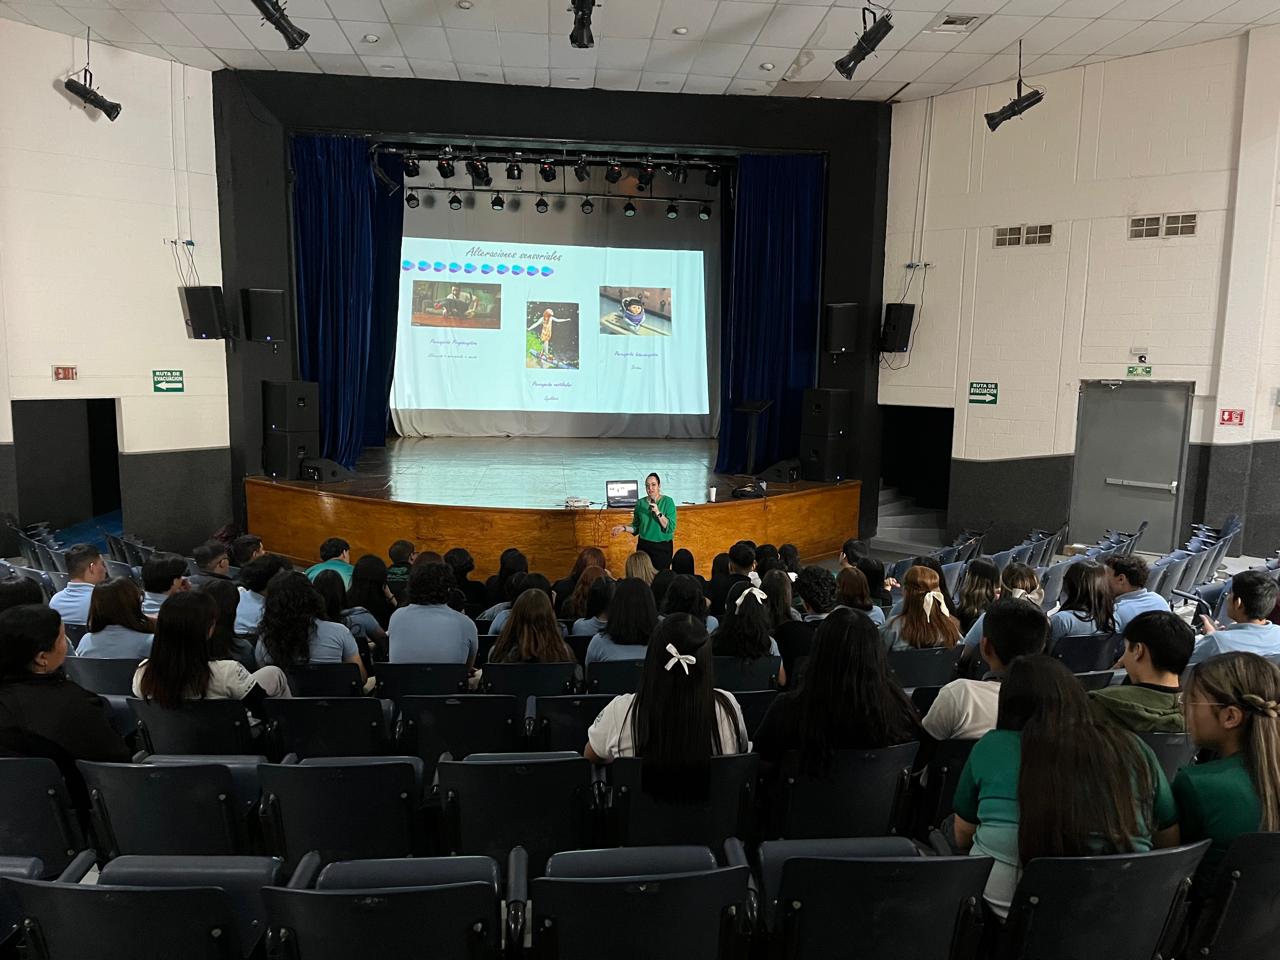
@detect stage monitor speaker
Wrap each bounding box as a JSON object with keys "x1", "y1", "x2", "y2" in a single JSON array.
[
  {"x1": 178, "y1": 286, "x2": 227, "y2": 340},
  {"x1": 799, "y1": 432, "x2": 852, "y2": 483},
  {"x1": 242, "y1": 288, "x2": 288, "y2": 342},
  {"x1": 801, "y1": 388, "x2": 855, "y2": 438},
  {"x1": 263, "y1": 430, "x2": 319, "y2": 480},
  {"x1": 263, "y1": 380, "x2": 319, "y2": 433},
  {"x1": 301, "y1": 458, "x2": 357, "y2": 483},
  {"x1": 880, "y1": 302, "x2": 915, "y2": 353},
  {"x1": 823, "y1": 302, "x2": 860, "y2": 354},
  {"x1": 759, "y1": 458, "x2": 800, "y2": 483}
]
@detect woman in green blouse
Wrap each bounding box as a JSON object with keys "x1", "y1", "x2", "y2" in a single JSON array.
[{"x1": 612, "y1": 472, "x2": 677, "y2": 572}]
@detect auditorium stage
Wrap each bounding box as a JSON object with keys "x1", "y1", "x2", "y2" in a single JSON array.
[{"x1": 245, "y1": 437, "x2": 859, "y2": 579}]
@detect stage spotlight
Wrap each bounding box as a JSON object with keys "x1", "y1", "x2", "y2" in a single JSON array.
[
  {"x1": 491, "y1": 192, "x2": 505, "y2": 211},
  {"x1": 249, "y1": 0, "x2": 309, "y2": 49},
  {"x1": 505, "y1": 159, "x2": 522, "y2": 180},
  {"x1": 535, "y1": 195, "x2": 549, "y2": 214},
  {"x1": 466, "y1": 158, "x2": 492, "y2": 186},
  {"x1": 403, "y1": 157, "x2": 420, "y2": 177},
  {"x1": 623, "y1": 201, "x2": 637, "y2": 217},
  {"x1": 436, "y1": 153, "x2": 455, "y2": 179},
  {"x1": 604, "y1": 160, "x2": 622, "y2": 184},
  {"x1": 447, "y1": 192, "x2": 463, "y2": 210},
  {"x1": 833, "y1": 9, "x2": 893, "y2": 80},
  {"x1": 405, "y1": 191, "x2": 419, "y2": 209},
  {"x1": 64, "y1": 74, "x2": 122, "y2": 121},
  {"x1": 581, "y1": 197, "x2": 594, "y2": 215},
  {"x1": 636, "y1": 160, "x2": 655, "y2": 191},
  {"x1": 705, "y1": 165, "x2": 720, "y2": 187},
  {"x1": 698, "y1": 205, "x2": 712, "y2": 221},
  {"x1": 569, "y1": 0, "x2": 595, "y2": 48},
  {"x1": 986, "y1": 88, "x2": 1044, "y2": 131},
  {"x1": 573, "y1": 156, "x2": 590, "y2": 182},
  {"x1": 671, "y1": 163, "x2": 688, "y2": 185},
  {"x1": 665, "y1": 202, "x2": 679, "y2": 220},
  {"x1": 538, "y1": 159, "x2": 558, "y2": 183}
]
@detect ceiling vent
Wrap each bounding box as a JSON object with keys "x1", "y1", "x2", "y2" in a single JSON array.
[{"x1": 923, "y1": 13, "x2": 987, "y2": 33}]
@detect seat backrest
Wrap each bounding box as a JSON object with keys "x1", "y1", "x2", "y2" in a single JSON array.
[
  {"x1": 532, "y1": 695, "x2": 615, "y2": 752},
  {"x1": 1004, "y1": 842, "x2": 1211, "y2": 960},
  {"x1": 285, "y1": 663, "x2": 363, "y2": 698},
  {"x1": 438, "y1": 755, "x2": 594, "y2": 876},
  {"x1": 941, "y1": 561, "x2": 965, "y2": 597},
  {"x1": 710, "y1": 656, "x2": 781, "y2": 692},
  {"x1": 1039, "y1": 558, "x2": 1080, "y2": 611},
  {"x1": 776, "y1": 743, "x2": 920, "y2": 839},
  {"x1": 481, "y1": 661, "x2": 578, "y2": 698},
  {"x1": 887, "y1": 646, "x2": 961, "y2": 688},
  {"x1": 316, "y1": 856, "x2": 498, "y2": 891},
  {"x1": 62, "y1": 657, "x2": 141, "y2": 696},
  {"x1": 916, "y1": 738, "x2": 977, "y2": 834},
  {"x1": 1185, "y1": 833, "x2": 1280, "y2": 958},
  {"x1": 262, "y1": 697, "x2": 388, "y2": 758},
  {"x1": 130, "y1": 698, "x2": 257, "y2": 755},
  {"x1": 1051, "y1": 632, "x2": 1119, "y2": 673},
  {"x1": 78, "y1": 761, "x2": 245, "y2": 859},
  {"x1": 1136, "y1": 732, "x2": 1197, "y2": 783},
  {"x1": 1073, "y1": 671, "x2": 1114, "y2": 692},
  {"x1": 259, "y1": 760, "x2": 421, "y2": 871},
  {"x1": 585, "y1": 659, "x2": 645, "y2": 694},
  {"x1": 0, "y1": 758, "x2": 86, "y2": 877},
  {"x1": 610, "y1": 754, "x2": 761, "y2": 850},
  {"x1": 545, "y1": 845, "x2": 717, "y2": 878},
  {"x1": 732, "y1": 689, "x2": 778, "y2": 738},
  {"x1": 757, "y1": 836, "x2": 919, "y2": 919},
  {"x1": 991, "y1": 548, "x2": 1015, "y2": 572},
  {"x1": 105, "y1": 558, "x2": 137, "y2": 583},
  {"x1": 395, "y1": 695, "x2": 522, "y2": 783},
  {"x1": 373, "y1": 663, "x2": 468, "y2": 700}
]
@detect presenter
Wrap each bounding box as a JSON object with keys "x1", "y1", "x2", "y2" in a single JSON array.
[{"x1": 611, "y1": 472, "x2": 676, "y2": 571}]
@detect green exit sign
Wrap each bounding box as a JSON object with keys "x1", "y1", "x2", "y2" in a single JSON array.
[
  {"x1": 1126, "y1": 365, "x2": 1153, "y2": 378},
  {"x1": 969, "y1": 381, "x2": 998, "y2": 404},
  {"x1": 152, "y1": 369, "x2": 184, "y2": 393}
]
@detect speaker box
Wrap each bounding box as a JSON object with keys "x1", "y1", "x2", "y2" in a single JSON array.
[
  {"x1": 301, "y1": 458, "x2": 357, "y2": 483},
  {"x1": 759, "y1": 458, "x2": 800, "y2": 483},
  {"x1": 242, "y1": 288, "x2": 288, "y2": 342},
  {"x1": 880, "y1": 302, "x2": 916, "y2": 353},
  {"x1": 823, "y1": 302, "x2": 860, "y2": 354},
  {"x1": 799, "y1": 433, "x2": 852, "y2": 483},
  {"x1": 801, "y1": 388, "x2": 855, "y2": 438},
  {"x1": 178, "y1": 286, "x2": 227, "y2": 340},
  {"x1": 263, "y1": 430, "x2": 319, "y2": 479},
  {"x1": 263, "y1": 381, "x2": 319, "y2": 433}
]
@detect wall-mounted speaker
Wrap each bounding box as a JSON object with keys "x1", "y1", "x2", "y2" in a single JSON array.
[
  {"x1": 880, "y1": 302, "x2": 916, "y2": 353},
  {"x1": 263, "y1": 430, "x2": 319, "y2": 479},
  {"x1": 263, "y1": 381, "x2": 319, "y2": 434},
  {"x1": 242, "y1": 288, "x2": 288, "y2": 342},
  {"x1": 823, "y1": 302, "x2": 859, "y2": 354},
  {"x1": 801, "y1": 388, "x2": 855, "y2": 438},
  {"x1": 178, "y1": 286, "x2": 227, "y2": 340}
]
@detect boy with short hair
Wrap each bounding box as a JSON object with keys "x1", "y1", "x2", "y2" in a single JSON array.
[
  {"x1": 387, "y1": 539, "x2": 417, "y2": 602},
  {"x1": 1091, "y1": 611, "x2": 1192, "y2": 732},
  {"x1": 1191, "y1": 569, "x2": 1280, "y2": 665}
]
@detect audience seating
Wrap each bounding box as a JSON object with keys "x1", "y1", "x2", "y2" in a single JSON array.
[
  {"x1": 1137, "y1": 732, "x2": 1198, "y2": 783},
  {"x1": 529, "y1": 694, "x2": 614, "y2": 752},
  {"x1": 772, "y1": 744, "x2": 919, "y2": 840},
  {"x1": 262, "y1": 698, "x2": 391, "y2": 758},
  {"x1": 0, "y1": 857, "x2": 42, "y2": 952},
  {"x1": 372, "y1": 662, "x2": 468, "y2": 700},
  {"x1": 910, "y1": 739, "x2": 978, "y2": 839},
  {"x1": 1038, "y1": 556, "x2": 1081, "y2": 611},
  {"x1": 608, "y1": 754, "x2": 759, "y2": 852},
  {"x1": 1184, "y1": 833, "x2": 1280, "y2": 958},
  {"x1": 480, "y1": 662, "x2": 578, "y2": 698},
  {"x1": 130, "y1": 698, "x2": 258, "y2": 755},
  {"x1": 732, "y1": 688, "x2": 778, "y2": 738},
  {"x1": 393, "y1": 695, "x2": 523, "y2": 782},
  {"x1": 1072, "y1": 671, "x2": 1114, "y2": 692},
  {"x1": 1050, "y1": 632, "x2": 1119, "y2": 673},
  {"x1": 285, "y1": 664, "x2": 364, "y2": 698},
  {"x1": 585, "y1": 659, "x2": 645, "y2": 694},
  {"x1": 712, "y1": 655, "x2": 781, "y2": 691},
  {"x1": 62, "y1": 657, "x2": 140, "y2": 696},
  {"x1": 887, "y1": 646, "x2": 962, "y2": 688},
  {"x1": 0, "y1": 759, "x2": 86, "y2": 878}
]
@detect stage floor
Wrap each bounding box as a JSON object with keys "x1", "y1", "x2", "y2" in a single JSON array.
[{"x1": 347, "y1": 437, "x2": 729, "y2": 509}]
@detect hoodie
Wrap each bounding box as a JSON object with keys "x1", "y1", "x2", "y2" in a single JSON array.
[{"x1": 1089, "y1": 683, "x2": 1184, "y2": 733}]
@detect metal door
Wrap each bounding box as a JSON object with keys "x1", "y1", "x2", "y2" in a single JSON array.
[{"x1": 1068, "y1": 381, "x2": 1192, "y2": 553}]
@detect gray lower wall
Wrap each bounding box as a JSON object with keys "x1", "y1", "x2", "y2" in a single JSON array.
[
  {"x1": 947, "y1": 455, "x2": 1074, "y2": 553},
  {"x1": 119, "y1": 448, "x2": 234, "y2": 554},
  {"x1": 1244, "y1": 440, "x2": 1280, "y2": 556}
]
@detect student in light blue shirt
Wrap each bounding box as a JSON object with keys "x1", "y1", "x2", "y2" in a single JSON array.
[
  {"x1": 833, "y1": 566, "x2": 886, "y2": 626},
  {"x1": 234, "y1": 554, "x2": 289, "y2": 635},
  {"x1": 1191, "y1": 569, "x2": 1280, "y2": 665},
  {"x1": 77, "y1": 578, "x2": 154, "y2": 659},
  {"x1": 1107, "y1": 556, "x2": 1170, "y2": 634},
  {"x1": 963, "y1": 563, "x2": 1043, "y2": 648},
  {"x1": 387, "y1": 562, "x2": 478, "y2": 665},
  {"x1": 305, "y1": 537, "x2": 354, "y2": 588},
  {"x1": 48, "y1": 544, "x2": 109, "y2": 626},
  {"x1": 253, "y1": 571, "x2": 366, "y2": 681},
  {"x1": 1048, "y1": 560, "x2": 1116, "y2": 650},
  {"x1": 140, "y1": 554, "x2": 190, "y2": 619},
  {"x1": 489, "y1": 573, "x2": 554, "y2": 635},
  {"x1": 584, "y1": 578, "x2": 657, "y2": 666}
]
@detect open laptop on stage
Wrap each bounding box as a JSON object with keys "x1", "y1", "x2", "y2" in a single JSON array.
[{"x1": 606, "y1": 480, "x2": 639, "y2": 509}]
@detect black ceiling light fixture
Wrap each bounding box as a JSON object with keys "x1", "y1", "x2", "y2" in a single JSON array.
[
  {"x1": 623, "y1": 201, "x2": 637, "y2": 217},
  {"x1": 604, "y1": 159, "x2": 623, "y2": 183},
  {"x1": 248, "y1": 0, "x2": 310, "y2": 49},
  {"x1": 505, "y1": 158, "x2": 522, "y2": 180},
  {"x1": 535, "y1": 194, "x2": 549, "y2": 213},
  {"x1": 636, "y1": 159, "x2": 655, "y2": 191},
  {"x1": 466, "y1": 157, "x2": 493, "y2": 186},
  {"x1": 985, "y1": 41, "x2": 1045, "y2": 132},
  {"x1": 665, "y1": 202, "x2": 679, "y2": 220},
  {"x1": 581, "y1": 197, "x2": 594, "y2": 215},
  {"x1": 404, "y1": 191, "x2": 419, "y2": 208},
  {"x1": 491, "y1": 192, "x2": 505, "y2": 211},
  {"x1": 698, "y1": 205, "x2": 712, "y2": 221},
  {"x1": 436, "y1": 150, "x2": 455, "y2": 178},
  {"x1": 403, "y1": 157, "x2": 420, "y2": 177},
  {"x1": 705, "y1": 165, "x2": 720, "y2": 187},
  {"x1": 538, "y1": 158, "x2": 558, "y2": 182},
  {"x1": 833, "y1": 7, "x2": 893, "y2": 80},
  {"x1": 670, "y1": 163, "x2": 688, "y2": 185},
  {"x1": 447, "y1": 192, "x2": 463, "y2": 210},
  {"x1": 569, "y1": 0, "x2": 596, "y2": 48},
  {"x1": 63, "y1": 30, "x2": 122, "y2": 121},
  {"x1": 573, "y1": 156, "x2": 590, "y2": 182}
]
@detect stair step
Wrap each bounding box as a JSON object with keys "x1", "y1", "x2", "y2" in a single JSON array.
[
  {"x1": 870, "y1": 534, "x2": 948, "y2": 557},
  {"x1": 877, "y1": 486, "x2": 900, "y2": 505},
  {"x1": 878, "y1": 513, "x2": 946, "y2": 533},
  {"x1": 878, "y1": 501, "x2": 942, "y2": 519}
]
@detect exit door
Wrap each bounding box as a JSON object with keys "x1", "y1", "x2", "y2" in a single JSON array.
[{"x1": 1068, "y1": 381, "x2": 1192, "y2": 554}]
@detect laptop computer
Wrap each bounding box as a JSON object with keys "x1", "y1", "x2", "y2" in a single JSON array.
[{"x1": 606, "y1": 480, "x2": 639, "y2": 509}]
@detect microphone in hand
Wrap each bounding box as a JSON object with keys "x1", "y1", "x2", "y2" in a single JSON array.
[{"x1": 649, "y1": 497, "x2": 661, "y2": 518}]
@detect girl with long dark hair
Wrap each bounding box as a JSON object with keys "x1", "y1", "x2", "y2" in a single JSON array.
[
  {"x1": 571, "y1": 574, "x2": 614, "y2": 637},
  {"x1": 198, "y1": 578, "x2": 256, "y2": 671},
  {"x1": 754, "y1": 608, "x2": 920, "y2": 773},
  {"x1": 882, "y1": 565, "x2": 963, "y2": 650},
  {"x1": 552, "y1": 546, "x2": 606, "y2": 615},
  {"x1": 710, "y1": 581, "x2": 787, "y2": 686},
  {"x1": 134, "y1": 591, "x2": 289, "y2": 713},
  {"x1": 489, "y1": 589, "x2": 575, "y2": 664},
  {"x1": 255, "y1": 572, "x2": 366, "y2": 681},
  {"x1": 663, "y1": 574, "x2": 717, "y2": 631},
  {"x1": 347, "y1": 554, "x2": 397, "y2": 628},
  {"x1": 834, "y1": 567, "x2": 884, "y2": 626},
  {"x1": 1049, "y1": 560, "x2": 1116, "y2": 648},
  {"x1": 484, "y1": 547, "x2": 528, "y2": 609},
  {"x1": 961, "y1": 561, "x2": 1044, "y2": 649},
  {"x1": 315, "y1": 569, "x2": 386, "y2": 661},
  {"x1": 443, "y1": 547, "x2": 487, "y2": 607},
  {"x1": 584, "y1": 614, "x2": 748, "y2": 799},
  {"x1": 954, "y1": 556, "x2": 1000, "y2": 634},
  {"x1": 584, "y1": 577, "x2": 659, "y2": 665},
  {"x1": 759, "y1": 569, "x2": 799, "y2": 632},
  {"x1": 78, "y1": 578, "x2": 154, "y2": 659},
  {"x1": 561, "y1": 565, "x2": 609, "y2": 622},
  {"x1": 952, "y1": 655, "x2": 1178, "y2": 917}
]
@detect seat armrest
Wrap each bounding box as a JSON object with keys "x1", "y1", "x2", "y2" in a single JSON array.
[
  {"x1": 57, "y1": 849, "x2": 98, "y2": 883},
  {"x1": 287, "y1": 851, "x2": 323, "y2": 890},
  {"x1": 281, "y1": 753, "x2": 300, "y2": 765},
  {"x1": 506, "y1": 846, "x2": 529, "y2": 957},
  {"x1": 131, "y1": 749, "x2": 150, "y2": 763},
  {"x1": 723, "y1": 837, "x2": 757, "y2": 935},
  {"x1": 722, "y1": 837, "x2": 749, "y2": 869}
]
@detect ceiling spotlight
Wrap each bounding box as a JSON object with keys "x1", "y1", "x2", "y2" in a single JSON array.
[
  {"x1": 403, "y1": 157, "x2": 420, "y2": 177},
  {"x1": 491, "y1": 192, "x2": 505, "y2": 211},
  {"x1": 64, "y1": 73, "x2": 122, "y2": 122},
  {"x1": 604, "y1": 160, "x2": 622, "y2": 184},
  {"x1": 698, "y1": 205, "x2": 712, "y2": 221},
  {"x1": 538, "y1": 159, "x2": 558, "y2": 183},
  {"x1": 436, "y1": 151, "x2": 455, "y2": 179},
  {"x1": 405, "y1": 191, "x2": 419, "y2": 209},
  {"x1": 623, "y1": 201, "x2": 637, "y2": 217},
  {"x1": 671, "y1": 163, "x2": 688, "y2": 185},
  {"x1": 505, "y1": 159, "x2": 522, "y2": 180},
  {"x1": 833, "y1": 9, "x2": 893, "y2": 80},
  {"x1": 985, "y1": 43, "x2": 1044, "y2": 131},
  {"x1": 573, "y1": 157, "x2": 590, "y2": 182},
  {"x1": 466, "y1": 158, "x2": 492, "y2": 186},
  {"x1": 447, "y1": 192, "x2": 463, "y2": 210},
  {"x1": 636, "y1": 160, "x2": 655, "y2": 191},
  {"x1": 581, "y1": 197, "x2": 594, "y2": 215},
  {"x1": 569, "y1": 0, "x2": 596, "y2": 48},
  {"x1": 665, "y1": 202, "x2": 679, "y2": 220},
  {"x1": 249, "y1": 0, "x2": 310, "y2": 49},
  {"x1": 705, "y1": 165, "x2": 720, "y2": 187},
  {"x1": 535, "y1": 195, "x2": 549, "y2": 214}
]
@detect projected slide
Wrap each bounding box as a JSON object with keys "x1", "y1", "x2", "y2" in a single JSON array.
[{"x1": 392, "y1": 238, "x2": 708, "y2": 415}]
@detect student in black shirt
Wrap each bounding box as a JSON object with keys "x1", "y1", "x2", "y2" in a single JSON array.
[
  {"x1": 709, "y1": 541, "x2": 754, "y2": 617},
  {"x1": 386, "y1": 539, "x2": 417, "y2": 603}
]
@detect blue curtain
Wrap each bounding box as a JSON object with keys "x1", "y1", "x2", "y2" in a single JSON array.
[
  {"x1": 292, "y1": 136, "x2": 402, "y2": 468},
  {"x1": 715, "y1": 154, "x2": 826, "y2": 475}
]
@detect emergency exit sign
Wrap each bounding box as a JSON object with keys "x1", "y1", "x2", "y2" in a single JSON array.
[
  {"x1": 152, "y1": 369, "x2": 184, "y2": 393},
  {"x1": 1126, "y1": 365, "x2": 1152, "y2": 378},
  {"x1": 1219, "y1": 408, "x2": 1245, "y2": 427},
  {"x1": 969, "y1": 382, "x2": 998, "y2": 404},
  {"x1": 51, "y1": 365, "x2": 77, "y2": 381}
]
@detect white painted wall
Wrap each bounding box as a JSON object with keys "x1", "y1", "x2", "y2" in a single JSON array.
[
  {"x1": 0, "y1": 18, "x2": 225, "y2": 453},
  {"x1": 881, "y1": 29, "x2": 1280, "y2": 462}
]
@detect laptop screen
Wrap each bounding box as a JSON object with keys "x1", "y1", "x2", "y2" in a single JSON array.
[{"x1": 606, "y1": 480, "x2": 639, "y2": 506}]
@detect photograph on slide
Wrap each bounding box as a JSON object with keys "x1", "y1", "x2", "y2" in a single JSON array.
[
  {"x1": 411, "y1": 280, "x2": 502, "y2": 329},
  {"x1": 599, "y1": 286, "x2": 673, "y2": 336},
  {"x1": 525, "y1": 301, "x2": 580, "y2": 369}
]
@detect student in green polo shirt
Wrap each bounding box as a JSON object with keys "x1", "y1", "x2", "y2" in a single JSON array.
[
  {"x1": 611, "y1": 472, "x2": 676, "y2": 572},
  {"x1": 953, "y1": 655, "x2": 1179, "y2": 918},
  {"x1": 1175, "y1": 651, "x2": 1280, "y2": 876}
]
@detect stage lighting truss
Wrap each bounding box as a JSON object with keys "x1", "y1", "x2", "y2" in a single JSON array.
[{"x1": 984, "y1": 41, "x2": 1045, "y2": 132}]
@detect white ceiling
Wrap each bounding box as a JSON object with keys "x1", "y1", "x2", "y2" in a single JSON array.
[{"x1": 2, "y1": 0, "x2": 1277, "y2": 101}]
